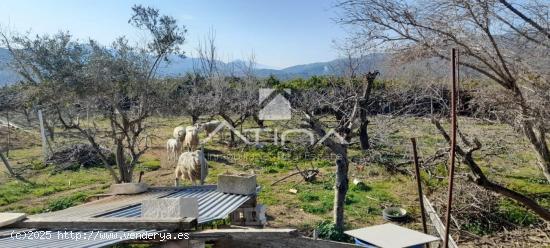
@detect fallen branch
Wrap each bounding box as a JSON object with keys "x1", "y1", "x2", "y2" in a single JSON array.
[
  {"x1": 432, "y1": 118, "x2": 550, "y2": 221},
  {"x1": 271, "y1": 169, "x2": 320, "y2": 186},
  {"x1": 0, "y1": 151, "x2": 34, "y2": 184}
]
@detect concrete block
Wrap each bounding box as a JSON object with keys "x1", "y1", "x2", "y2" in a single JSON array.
[
  {"x1": 142, "y1": 198, "x2": 198, "y2": 219},
  {"x1": 230, "y1": 204, "x2": 267, "y2": 226},
  {"x1": 217, "y1": 174, "x2": 257, "y2": 195},
  {"x1": 0, "y1": 213, "x2": 26, "y2": 228},
  {"x1": 110, "y1": 183, "x2": 148, "y2": 195}
]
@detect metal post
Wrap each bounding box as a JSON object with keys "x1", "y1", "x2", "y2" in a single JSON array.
[
  {"x1": 444, "y1": 48, "x2": 458, "y2": 248},
  {"x1": 200, "y1": 145, "x2": 206, "y2": 185},
  {"x1": 6, "y1": 110, "x2": 10, "y2": 157},
  {"x1": 138, "y1": 171, "x2": 144, "y2": 183},
  {"x1": 411, "y1": 138, "x2": 428, "y2": 236},
  {"x1": 37, "y1": 109, "x2": 48, "y2": 162}
]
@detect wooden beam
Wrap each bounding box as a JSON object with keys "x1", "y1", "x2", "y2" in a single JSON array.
[
  {"x1": 423, "y1": 195, "x2": 458, "y2": 248},
  {"x1": 10, "y1": 217, "x2": 197, "y2": 232}
]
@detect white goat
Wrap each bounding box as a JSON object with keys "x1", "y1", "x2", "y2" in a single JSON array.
[
  {"x1": 166, "y1": 138, "x2": 179, "y2": 162},
  {"x1": 174, "y1": 148, "x2": 208, "y2": 186},
  {"x1": 172, "y1": 126, "x2": 187, "y2": 154},
  {"x1": 182, "y1": 126, "x2": 200, "y2": 151},
  {"x1": 173, "y1": 126, "x2": 187, "y2": 142}
]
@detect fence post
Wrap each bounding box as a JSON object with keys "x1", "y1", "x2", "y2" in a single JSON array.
[{"x1": 37, "y1": 109, "x2": 48, "y2": 162}]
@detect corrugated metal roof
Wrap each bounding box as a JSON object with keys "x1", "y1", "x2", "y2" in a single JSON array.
[
  {"x1": 0, "y1": 185, "x2": 251, "y2": 247},
  {"x1": 97, "y1": 185, "x2": 251, "y2": 223},
  {"x1": 0, "y1": 229, "x2": 162, "y2": 248},
  {"x1": 31, "y1": 189, "x2": 176, "y2": 219}
]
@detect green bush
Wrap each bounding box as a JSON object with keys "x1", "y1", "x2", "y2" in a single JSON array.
[
  {"x1": 498, "y1": 200, "x2": 539, "y2": 226},
  {"x1": 345, "y1": 194, "x2": 358, "y2": 205},
  {"x1": 351, "y1": 182, "x2": 371, "y2": 192},
  {"x1": 315, "y1": 220, "x2": 352, "y2": 242},
  {"x1": 299, "y1": 192, "x2": 320, "y2": 201},
  {"x1": 264, "y1": 166, "x2": 279, "y2": 173},
  {"x1": 30, "y1": 160, "x2": 47, "y2": 170}
]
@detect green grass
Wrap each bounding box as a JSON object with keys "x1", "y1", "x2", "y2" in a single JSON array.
[
  {"x1": 0, "y1": 168, "x2": 110, "y2": 211},
  {"x1": 46, "y1": 192, "x2": 92, "y2": 212},
  {"x1": 1, "y1": 115, "x2": 547, "y2": 242},
  {"x1": 137, "y1": 160, "x2": 161, "y2": 172}
]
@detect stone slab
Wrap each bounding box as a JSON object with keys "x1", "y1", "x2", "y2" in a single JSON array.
[
  {"x1": 110, "y1": 183, "x2": 148, "y2": 195},
  {"x1": 217, "y1": 174, "x2": 257, "y2": 195},
  {"x1": 0, "y1": 213, "x2": 26, "y2": 228},
  {"x1": 142, "y1": 198, "x2": 198, "y2": 219}
]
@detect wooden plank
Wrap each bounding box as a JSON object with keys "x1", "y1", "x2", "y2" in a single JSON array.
[
  {"x1": 10, "y1": 217, "x2": 197, "y2": 232},
  {"x1": 423, "y1": 195, "x2": 458, "y2": 248}
]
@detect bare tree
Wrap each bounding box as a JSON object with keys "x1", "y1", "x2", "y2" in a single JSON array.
[
  {"x1": 197, "y1": 28, "x2": 219, "y2": 78},
  {"x1": 1, "y1": 5, "x2": 186, "y2": 183},
  {"x1": 432, "y1": 118, "x2": 550, "y2": 221},
  {"x1": 337, "y1": 0, "x2": 550, "y2": 182},
  {"x1": 289, "y1": 72, "x2": 380, "y2": 230}
]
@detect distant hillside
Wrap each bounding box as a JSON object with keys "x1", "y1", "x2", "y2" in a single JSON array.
[
  {"x1": 0, "y1": 47, "x2": 397, "y2": 84},
  {"x1": 0, "y1": 48, "x2": 21, "y2": 86}
]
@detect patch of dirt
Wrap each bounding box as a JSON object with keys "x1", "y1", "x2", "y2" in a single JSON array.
[
  {"x1": 265, "y1": 204, "x2": 323, "y2": 230},
  {"x1": 0, "y1": 126, "x2": 40, "y2": 150},
  {"x1": 460, "y1": 227, "x2": 550, "y2": 248}
]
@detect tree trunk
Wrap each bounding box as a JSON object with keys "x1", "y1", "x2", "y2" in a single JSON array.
[
  {"x1": 115, "y1": 140, "x2": 131, "y2": 183},
  {"x1": 521, "y1": 119, "x2": 550, "y2": 182},
  {"x1": 358, "y1": 120, "x2": 369, "y2": 150},
  {"x1": 253, "y1": 114, "x2": 265, "y2": 128},
  {"x1": 433, "y1": 119, "x2": 550, "y2": 221},
  {"x1": 191, "y1": 115, "x2": 199, "y2": 125},
  {"x1": 45, "y1": 120, "x2": 55, "y2": 142},
  {"x1": 333, "y1": 149, "x2": 349, "y2": 230},
  {"x1": 220, "y1": 114, "x2": 237, "y2": 146},
  {"x1": 0, "y1": 151, "x2": 16, "y2": 177},
  {"x1": 23, "y1": 108, "x2": 31, "y2": 125},
  {"x1": 359, "y1": 73, "x2": 376, "y2": 150}
]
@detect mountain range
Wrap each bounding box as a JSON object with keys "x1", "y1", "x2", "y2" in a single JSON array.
[{"x1": 0, "y1": 47, "x2": 390, "y2": 85}]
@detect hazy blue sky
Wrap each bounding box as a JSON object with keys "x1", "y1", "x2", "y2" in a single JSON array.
[{"x1": 0, "y1": 0, "x2": 347, "y2": 68}]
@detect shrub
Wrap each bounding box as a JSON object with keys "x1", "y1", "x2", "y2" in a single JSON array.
[
  {"x1": 315, "y1": 220, "x2": 352, "y2": 242},
  {"x1": 351, "y1": 182, "x2": 371, "y2": 192},
  {"x1": 299, "y1": 192, "x2": 320, "y2": 201}
]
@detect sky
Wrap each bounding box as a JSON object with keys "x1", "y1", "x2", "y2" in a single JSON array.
[{"x1": 0, "y1": 0, "x2": 348, "y2": 69}]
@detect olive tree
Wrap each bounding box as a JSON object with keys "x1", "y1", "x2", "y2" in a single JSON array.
[
  {"x1": 337, "y1": 0, "x2": 550, "y2": 182},
  {"x1": 1, "y1": 5, "x2": 186, "y2": 183},
  {"x1": 337, "y1": 0, "x2": 550, "y2": 220}
]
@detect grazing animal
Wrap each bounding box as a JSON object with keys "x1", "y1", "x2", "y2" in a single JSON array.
[
  {"x1": 174, "y1": 148, "x2": 208, "y2": 186},
  {"x1": 172, "y1": 125, "x2": 188, "y2": 155},
  {"x1": 182, "y1": 126, "x2": 200, "y2": 151},
  {"x1": 173, "y1": 126, "x2": 187, "y2": 142},
  {"x1": 166, "y1": 138, "x2": 179, "y2": 162}
]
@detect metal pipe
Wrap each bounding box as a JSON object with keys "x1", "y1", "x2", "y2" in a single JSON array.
[
  {"x1": 444, "y1": 48, "x2": 458, "y2": 248},
  {"x1": 411, "y1": 138, "x2": 428, "y2": 236},
  {"x1": 138, "y1": 171, "x2": 144, "y2": 183}
]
